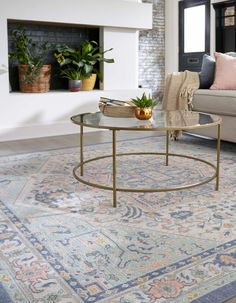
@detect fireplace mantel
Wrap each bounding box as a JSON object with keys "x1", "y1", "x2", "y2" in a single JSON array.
[
  {"x1": 2, "y1": 0, "x2": 152, "y2": 30},
  {"x1": 0, "y1": 0, "x2": 152, "y2": 141}
]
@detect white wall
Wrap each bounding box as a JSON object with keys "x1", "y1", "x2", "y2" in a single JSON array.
[
  {"x1": 165, "y1": 0, "x2": 228, "y2": 74},
  {"x1": 165, "y1": 0, "x2": 179, "y2": 74},
  {"x1": 103, "y1": 27, "x2": 139, "y2": 90},
  {"x1": 0, "y1": 0, "x2": 152, "y2": 141}
]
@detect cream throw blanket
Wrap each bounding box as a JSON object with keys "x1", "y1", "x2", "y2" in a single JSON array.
[
  {"x1": 162, "y1": 71, "x2": 199, "y2": 111},
  {"x1": 162, "y1": 71, "x2": 200, "y2": 139}
]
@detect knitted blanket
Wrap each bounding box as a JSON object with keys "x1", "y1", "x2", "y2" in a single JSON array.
[
  {"x1": 161, "y1": 71, "x2": 200, "y2": 139},
  {"x1": 162, "y1": 71, "x2": 199, "y2": 111}
]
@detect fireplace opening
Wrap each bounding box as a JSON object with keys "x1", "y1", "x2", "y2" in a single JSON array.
[{"x1": 7, "y1": 20, "x2": 100, "y2": 92}]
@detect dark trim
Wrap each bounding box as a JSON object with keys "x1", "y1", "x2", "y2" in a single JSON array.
[
  {"x1": 213, "y1": 0, "x2": 236, "y2": 52},
  {"x1": 213, "y1": 0, "x2": 236, "y2": 10},
  {"x1": 179, "y1": 0, "x2": 210, "y2": 71},
  {"x1": 179, "y1": 0, "x2": 210, "y2": 55},
  {"x1": 205, "y1": 0, "x2": 211, "y2": 54},
  {"x1": 179, "y1": 1, "x2": 184, "y2": 56},
  {"x1": 182, "y1": 0, "x2": 209, "y2": 8}
]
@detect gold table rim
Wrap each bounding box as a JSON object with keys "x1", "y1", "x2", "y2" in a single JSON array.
[{"x1": 71, "y1": 110, "x2": 222, "y2": 132}]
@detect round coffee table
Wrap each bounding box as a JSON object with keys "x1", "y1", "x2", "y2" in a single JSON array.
[{"x1": 71, "y1": 110, "x2": 222, "y2": 207}]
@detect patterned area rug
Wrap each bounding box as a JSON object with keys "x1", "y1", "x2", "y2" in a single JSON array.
[{"x1": 0, "y1": 135, "x2": 236, "y2": 303}]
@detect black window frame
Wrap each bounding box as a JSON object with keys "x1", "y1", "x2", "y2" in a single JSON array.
[
  {"x1": 179, "y1": 0, "x2": 210, "y2": 72},
  {"x1": 213, "y1": 0, "x2": 236, "y2": 52}
]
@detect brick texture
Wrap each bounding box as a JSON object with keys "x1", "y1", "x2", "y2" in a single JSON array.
[
  {"x1": 8, "y1": 5, "x2": 165, "y2": 95},
  {"x1": 139, "y1": 0, "x2": 165, "y2": 101},
  {"x1": 8, "y1": 23, "x2": 99, "y2": 91}
]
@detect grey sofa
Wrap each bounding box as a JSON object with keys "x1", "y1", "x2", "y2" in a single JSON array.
[{"x1": 192, "y1": 89, "x2": 236, "y2": 143}]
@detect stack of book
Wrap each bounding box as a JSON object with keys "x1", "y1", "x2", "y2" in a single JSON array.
[{"x1": 99, "y1": 97, "x2": 136, "y2": 117}]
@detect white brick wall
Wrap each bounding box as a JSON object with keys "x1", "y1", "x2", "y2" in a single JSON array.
[{"x1": 139, "y1": 0, "x2": 165, "y2": 100}]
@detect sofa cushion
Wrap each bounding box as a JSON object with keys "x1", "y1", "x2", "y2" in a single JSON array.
[
  {"x1": 192, "y1": 89, "x2": 236, "y2": 117},
  {"x1": 199, "y1": 54, "x2": 215, "y2": 89},
  {"x1": 226, "y1": 52, "x2": 236, "y2": 57},
  {"x1": 210, "y1": 52, "x2": 236, "y2": 90}
]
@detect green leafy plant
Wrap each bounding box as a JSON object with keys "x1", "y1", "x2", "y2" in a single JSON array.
[
  {"x1": 54, "y1": 40, "x2": 114, "y2": 80},
  {"x1": 131, "y1": 93, "x2": 157, "y2": 108},
  {"x1": 9, "y1": 26, "x2": 52, "y2": 84},
  {"x1": 59, "y1": 67, "x2": 84, "y2": 80}
]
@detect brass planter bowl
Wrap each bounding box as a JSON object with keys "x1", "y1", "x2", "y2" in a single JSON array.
[{"x1": 134, "y1": 107, "x2": 152, "y2": 120}]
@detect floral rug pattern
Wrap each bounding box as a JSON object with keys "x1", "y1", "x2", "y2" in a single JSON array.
[{"x1": 0, "y1": 135, "x2": 236, "y2": 303}]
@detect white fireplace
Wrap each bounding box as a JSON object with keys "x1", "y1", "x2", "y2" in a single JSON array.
[{"x1": 0, "y1": 0, "x2": 152, "y2": 141}]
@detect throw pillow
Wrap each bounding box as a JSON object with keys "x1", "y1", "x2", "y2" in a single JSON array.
[
  {"x1": 210, "y1": 52, "x2": 236, "y2": 90},
  {"x1": 199, "y1": 54, "x2": 215, "y2": 89},
  {"x1": 226, "y1": 52, "x2": 236, "y2": 57}
]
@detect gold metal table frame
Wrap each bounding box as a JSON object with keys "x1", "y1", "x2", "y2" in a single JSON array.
[{"x1": 71, "y1": 110, "x2": 222, "y2": 208}]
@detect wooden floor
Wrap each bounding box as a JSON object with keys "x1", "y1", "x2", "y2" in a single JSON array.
[
  {"x1": 0, "y1": 130, "x2": 160, "y2": 156},
  {"x1": 1, "y1": 132, "x2": 236, "y2": 303}
]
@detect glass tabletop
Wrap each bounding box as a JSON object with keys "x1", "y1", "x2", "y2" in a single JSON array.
[{"x1": 71, "y1": 110, "x2": 221, "y2": 131}]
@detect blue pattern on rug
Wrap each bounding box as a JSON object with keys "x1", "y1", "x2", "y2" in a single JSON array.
[{"x1": 0, "y1": 135, "x2": 236, "y2": 302}]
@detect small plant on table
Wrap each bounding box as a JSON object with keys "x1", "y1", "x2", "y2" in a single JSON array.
[{"x1": 131, "y1": 93, "x2": 157, "y2": 120}]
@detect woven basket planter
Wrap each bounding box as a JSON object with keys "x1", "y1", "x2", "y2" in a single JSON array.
[{"x1": 18, "y1": 64, "x2": 51, "y2": 93}]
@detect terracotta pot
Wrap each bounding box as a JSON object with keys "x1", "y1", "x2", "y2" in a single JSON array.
[
  {"x1": 134, "y1": 107, "x2": 152, "y2": 120},
  {"x1": 81, "y1": 74, "x2": 97, "y2": 91},
  {"x1": 18, "y1": 64, "x2": 51, "y2": 93}
]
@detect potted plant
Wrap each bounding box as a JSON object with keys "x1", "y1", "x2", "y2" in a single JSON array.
[
  {"x1": 54, "y1": 49, "x2": 84, "y2": 92},
  {"x1": 79, "y1": 40, "x2": 114, "y2": 90},
  {"x1": 55, "y1": 65, "x2": 84, "y2": 92},
  {"x1": 9, "y1": 26, "x2": 52, "y2": 93},
  {"x1": 54, "y1": 40, "x2": 114, "y2": 91},
  {"x1": 131, "y1": 93, "x2": 157, "y2": 120}
]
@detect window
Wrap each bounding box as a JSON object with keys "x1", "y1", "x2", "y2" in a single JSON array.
[
  {"x1": 179, "y1": 0, "x2": 210, "y2": 72},
  {"x1": 224, "y1": 6, "x2": 235, "y2": 27},
  {"x1": 184, "y1": 5, "x2": 206, "y2": 53},
  {"x1": 213, "y1": 1, "x2": 236, "y2": 53}
]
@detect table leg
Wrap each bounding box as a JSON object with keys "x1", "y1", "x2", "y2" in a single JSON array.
[
  {"x1": 166, "y1": 130, "x2": 169, "y2": 166},
  {"x1": 112, "y1": 130, "x2": 117, "y2": 208},
  {"x1": 216, "y1": 124, "x2": 221, "y2": 191},
  {"x1": 80, "y1": 124, "x2": 83, "y2": 176}
]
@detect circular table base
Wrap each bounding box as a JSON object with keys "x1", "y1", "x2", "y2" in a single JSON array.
[{"x1": 73, "y1": 152, "x2": 217, "y2": 193}]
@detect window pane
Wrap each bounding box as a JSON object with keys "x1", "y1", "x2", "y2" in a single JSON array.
[
  {"x1": 224, "y1": 6, "x2": 235, "y2": 17},
  {"x1": 225, "y1": 16, "x2": 235, "y2": 26},
  {"x1": 184, "y1": 5, "x2": 206, "y2": 53}
]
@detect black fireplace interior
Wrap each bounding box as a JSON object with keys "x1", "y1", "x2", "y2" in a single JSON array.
[{"x1": 8, "y1": 20, "x2": 99, "y2": 91}]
